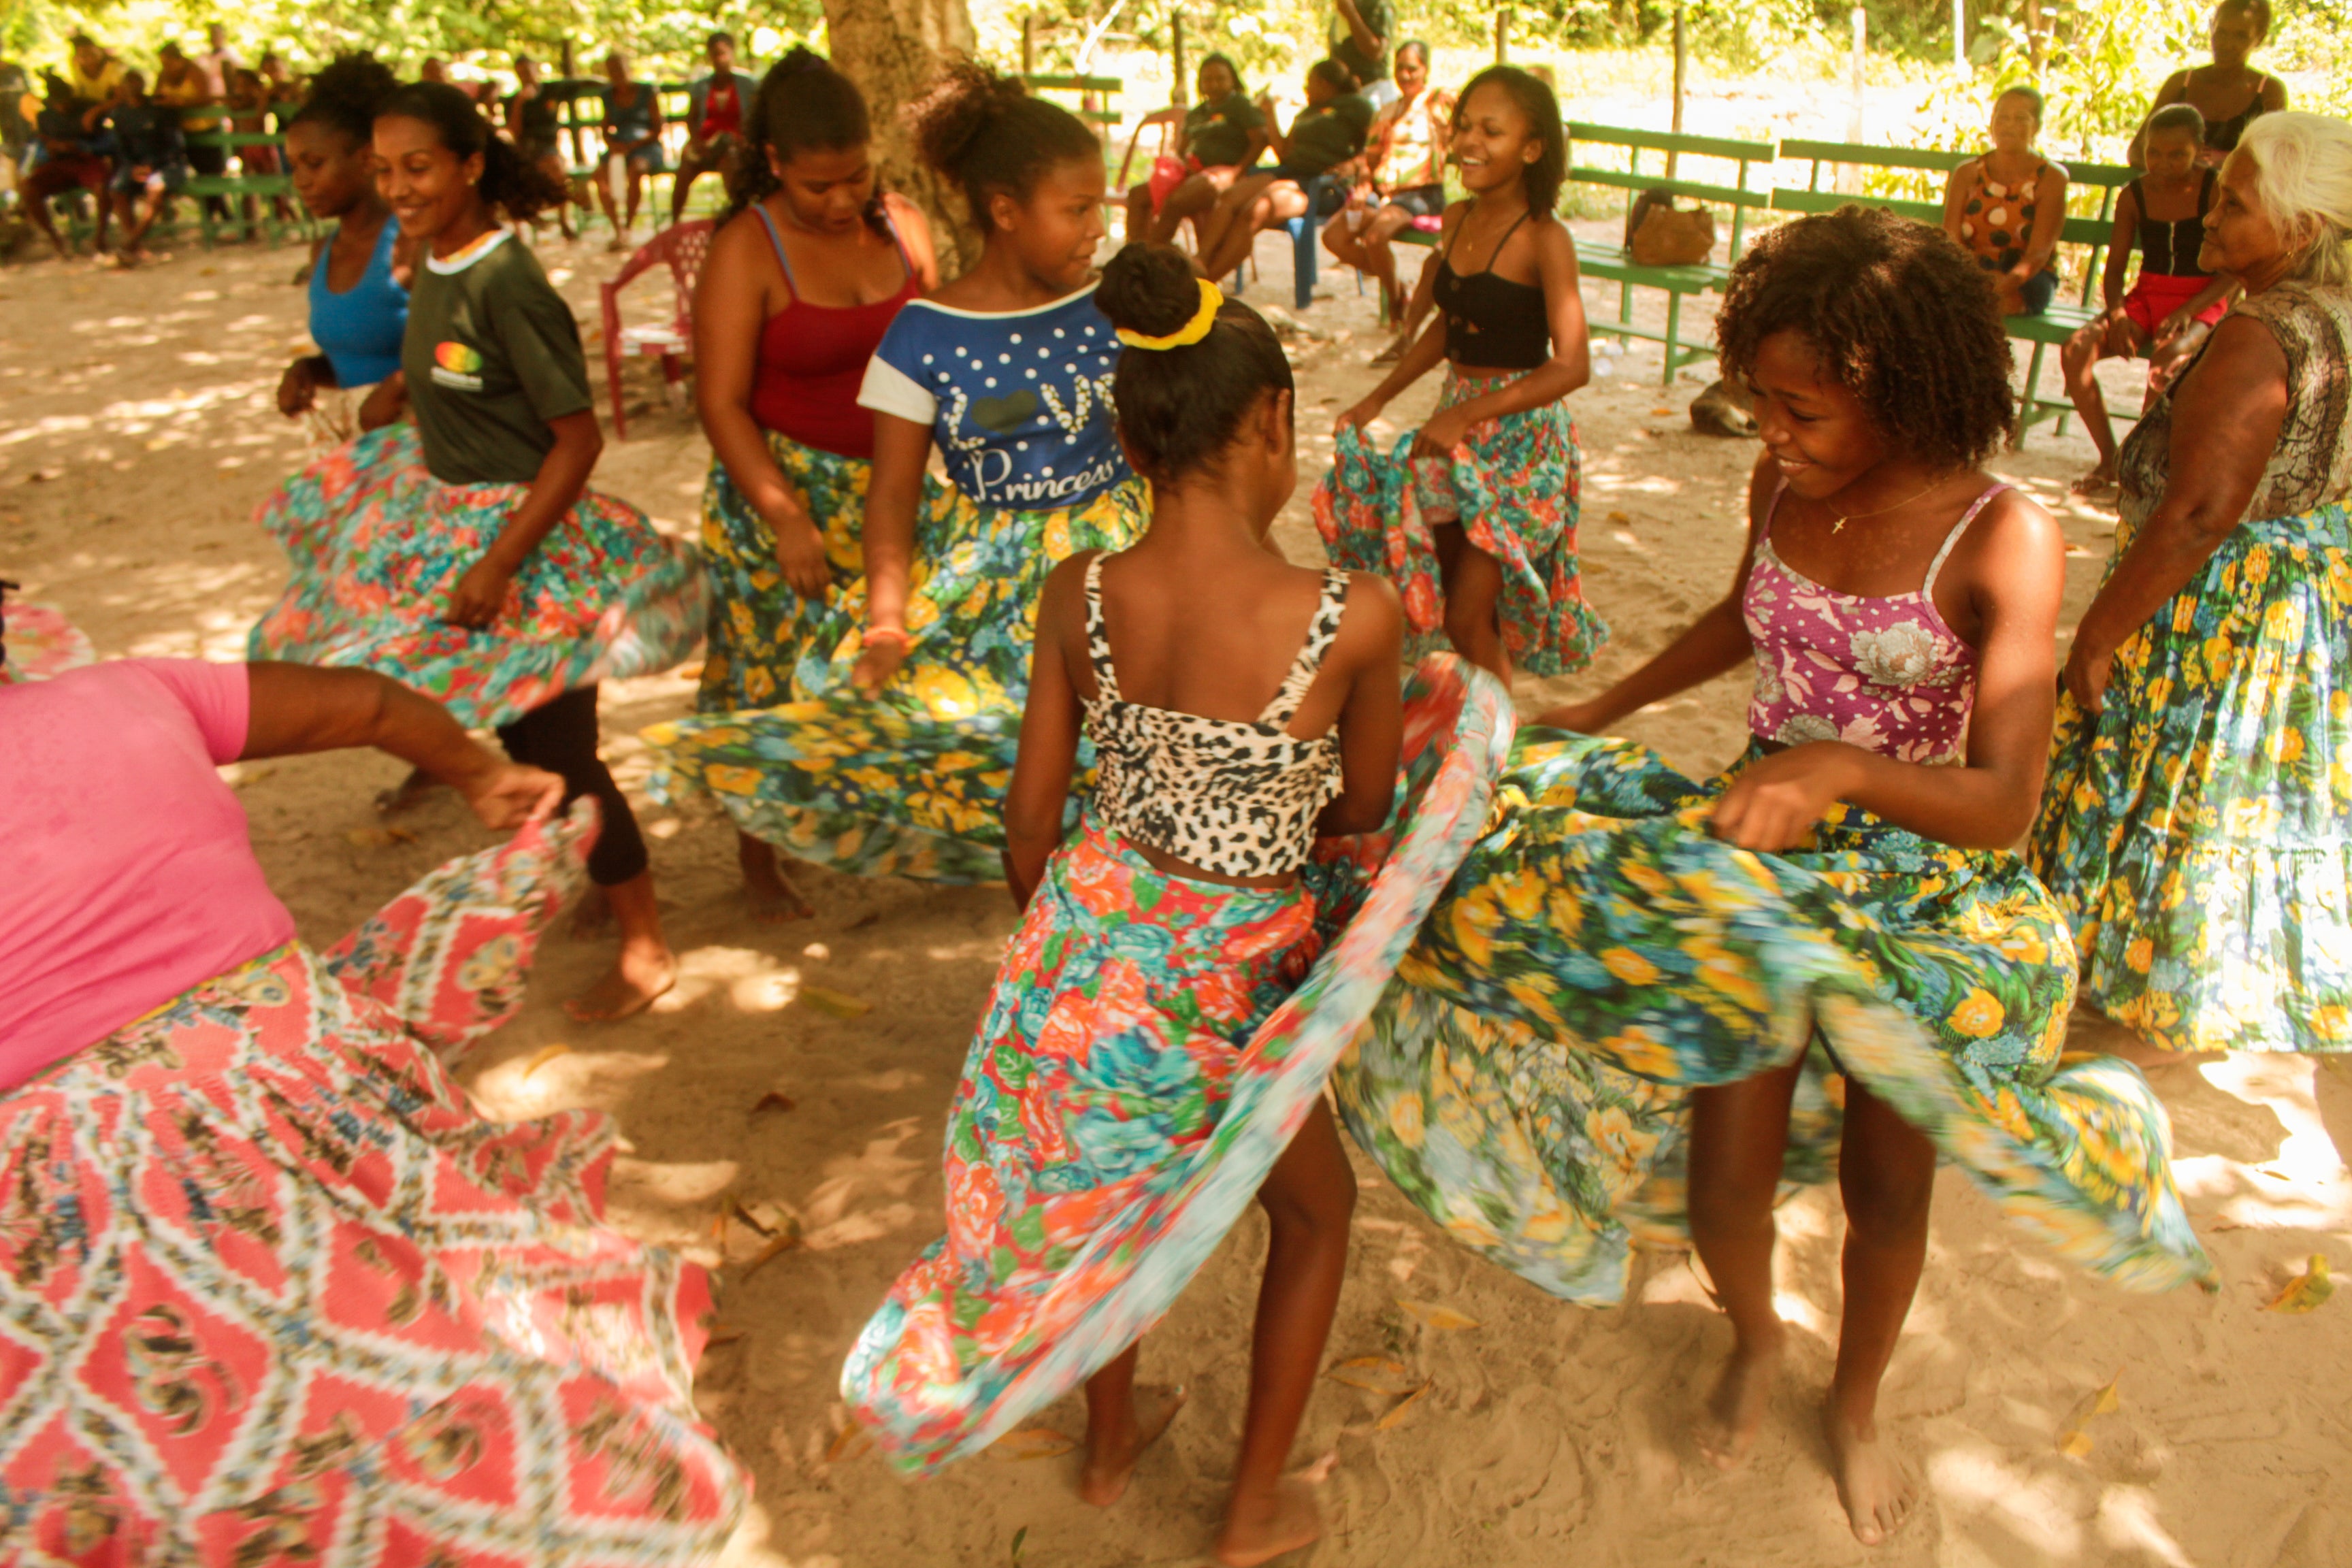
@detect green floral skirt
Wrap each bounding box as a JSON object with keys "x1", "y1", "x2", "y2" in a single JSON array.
[
  {"x1": 2030, "y1": 504, "x2": 2352, "y2": 1053},
  {"x1": 695, "y1": 434, "x2": 892, "y2": 715},
  {"x1": 647, "y1": 479, "x2": 1149, "y2": 883},
  {"x1": 1334, "y1": 732, "x2": 2213, "y2": 1305}
]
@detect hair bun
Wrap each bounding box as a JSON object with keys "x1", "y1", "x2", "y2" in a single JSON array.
[
  {"x1": 911, "y1": 59, "x2": 1030, "y2": 178},
  {"x1": 777, "y1": 45, "x2": 826, "y2": 78},
  {"x1": 1097, "y1": 243, "x2": 1207, "y2": 340}
]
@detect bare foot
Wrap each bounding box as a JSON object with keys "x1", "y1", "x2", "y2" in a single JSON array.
[
  {"x1": 1079, "y1": 1383, "x2": 1186, "y2": 1507},
  {"x1": 2068, "y1": 460, "x2": 2117, "y2": 497},
  {"x1": 1697, "y1": 1326, "x2": 1784, "y2": 1471},
  {"x1": 374, "y1": 766, "x2": 443, "y2": 817},
  {"x1": 1823, "y1": 1399, "x2": 1917, "y2": 1546},
  {"x1": 1214, "y1": 1480, "x2": 1322, "y2": 1568},
  {"x1": 1371, "y1": 333, "x2": 1409, "y2": 365},
  {"x1": 564, "y1": 936, "x2": 676, "y2": 1022},
  {"x1": 738, "y1": 834, "x2": 815, "y2": 923}
]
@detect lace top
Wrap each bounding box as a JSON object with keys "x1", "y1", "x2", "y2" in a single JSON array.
[
  {"x1": 1742, "y1": 481, "x2": 2007, "y2": 764},
  {"x1": 1081, "y1": 557, "x2": 1348, "y2": 878}
]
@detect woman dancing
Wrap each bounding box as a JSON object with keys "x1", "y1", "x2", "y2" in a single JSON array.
[
  {"x1": 2034, "y1": 112, "x2": 2352, "y2": 1054},
  {"x1": 250, "y1": 82, "x2": 704, "y2": 1021},
  {"x1": 651, "y1": 64, "x2": 1142, "y2": 883},
  {"x1": 1334, "y1": 207, "x2": 2208, "y2": 1545},
  {"x1": 843, "y1": 241, "x2": 1512, "y2": 1568},
  {"x1": 0, "y1": 653, "x2": 746, "y2": 1558},
  {"x1": 2129, "y1": 0, "x2": 2287, "y2": 168},
  {"x1": 692, "y1": 46, "x2": 936, "y2": 917},
  {"x1": 1321, "y1": 65, "x2": 1603, "y2": 687}
]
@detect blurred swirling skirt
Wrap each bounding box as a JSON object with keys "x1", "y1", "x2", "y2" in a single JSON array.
[
  {"x1": 2031, "y1": 503, "x2": 2352, "y2": 1054},
  {"x1": 1335, "y1": 731, "x2": 2213, "y2": 1307},
  {"x1": 1314, "y1": 370, "x2": 1605, "y2": 676},
  {"x1": 694, "y1": 433, "x2": 886, "y2": 715},
  {"x1": 842, "y1": 656, "x2": 1516, "y2": 1473},
  {"x1": 0, "y1": 804, "x2": 749, "y2": 1563},
  {"x1": 645, "y1": 478, "x2": 1148, "y2": 883},
  {"x1": 248, "y1": 444, "x2": 705, "y2": 730},
  {"x1": 0, "y1": 602, "x2": 95, "y2": 685}
]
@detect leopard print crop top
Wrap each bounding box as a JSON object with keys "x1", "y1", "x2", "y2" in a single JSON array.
[{"x1": 1080, "y1": 556, "x2": 1349, "y2": 879}]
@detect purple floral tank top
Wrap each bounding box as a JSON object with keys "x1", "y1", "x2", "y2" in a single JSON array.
[{"x1": 1742, "y1": 480, "x2": 2007, "y2": 764}]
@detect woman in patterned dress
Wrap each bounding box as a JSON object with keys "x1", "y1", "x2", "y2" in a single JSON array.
[
  {"x1": 0, "y1": 655, "x2": 745, "y2": 1563},
  {"x1": 840, "y1": 243, "x2": 1512, "y2": 1568},
  {"x1": 649, "y1": 65, "x2": 1145, "y2": 883},
  {"x1": 2033, "y1": 112, "x2": 2352, "y2": 1055},
  {"x1": 250, "y1": 83, "x2": 704, "y2": 1021},
  {"x1": 691, "y1": 46, "x2": 936, "y2": 916},
  {"x1": 1333, "y1": 208, "x2": 2209, "y2": 1546}
]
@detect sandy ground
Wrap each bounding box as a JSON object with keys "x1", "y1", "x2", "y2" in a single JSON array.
[{"x1": 6, "y1": 208, "x2": 2351, "y2": 1568}]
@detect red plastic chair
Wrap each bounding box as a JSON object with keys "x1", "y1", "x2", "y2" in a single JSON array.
[{"x1": 598, "y1": 218, "x2": 714, "y2": 440}]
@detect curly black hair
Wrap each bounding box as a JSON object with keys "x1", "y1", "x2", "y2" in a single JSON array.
[
  {"x1": 909, "y1": 59, "x2": 1098, "y2": 233},
  {"x1": 724, "y1": 46, "x2": 879, "y2": 226},
  {"x1": 288, "y1": 52, "x2": 399, "y2": 146},
  {"x1": 1096, "y1": 242, "x2": 1293, "y2": 486},
  {"x1": 1715, "y1": 206, "x2": 2014, "y2": 471}
]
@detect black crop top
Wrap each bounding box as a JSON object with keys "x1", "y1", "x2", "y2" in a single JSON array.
[
  {"x1": 2131, "y1": 168, "x2": 2217, "y2": 278},
  {"x1": 1432, "y1": 210, "x2": 1551, "y2": 370}
]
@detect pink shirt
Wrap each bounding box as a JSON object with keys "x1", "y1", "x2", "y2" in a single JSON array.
[{"x1": 1, "y1": 659, "x2": 295, "y2": 1088}]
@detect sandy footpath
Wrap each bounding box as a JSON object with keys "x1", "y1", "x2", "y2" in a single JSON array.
[{"x1": 4, "y1": 211, "x2": 2349, "y2": 1568}]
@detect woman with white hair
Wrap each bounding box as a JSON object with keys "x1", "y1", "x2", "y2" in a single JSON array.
[{"x1": 2033, "y1": 110, "x2": 2352, "y2": 1054}]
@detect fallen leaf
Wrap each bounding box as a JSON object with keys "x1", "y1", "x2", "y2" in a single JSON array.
[
  {"x1": 1607, "y1": 510, "x2": 1631, "y2": 524},
  {"x1": 1396, "y1": 1299, "x2": 1481, "y2": 1332},
  {"x1": 1326, "y1": 1356, "x2": 1419, "y2": 1396},
  {"x1": 521, "y1": 1043, "x2": 571, "y2": 1080},
  {"x1": 1650, "y1": 406, "x2": 1674, "y2": 416},
  {"x1": 705, "y1": 1324, "x2": 747, "y2": 1348},
  {"x1": 27, "y1": 468, "x2": 61, "y2": 483},
  {"x1": 738, "y1": 1230, "x2": 800, "y2": 1280},
  {"x1": 2054, "y1": 1371, "x2": 2122, "y2": 1457},
  {"x1": 344, "y1": 825, "x2": 416, "y2": 847},
  {"x1": 798, "y1": 985, "x2": 874, "y2": 1019},
  {"x1": 989, "y1": 1428, "x2": 1078, "y2": 1461},
  {"x1": 750, "y1": 1090, "x2": 797, "y2": 1118},
  {"x1": 2268, "y1": 1254, "x2": 2334, "y2": 1313},
  {"x1": 735, "y1": 1199, "x2": 799, "y2": 1239},
  {"x1": 676, "y1": 660, "x2": 705, "y2": 681},
  {"x1": 826, "y1": 1422, "x2": 872, "y2": 1463},
  {"x1": 1292, "y1": 1448, "x2": 1340, "y2": 1484},
  {"x1": 706, "y1": 1211, "x2": 726, "y2": 1239},
  {"x1": 1374, "y1": 1380, "x2": 1433, "y2": 1431},
  {"x1": 1009, "y1": 1524, "x2": 1028, "y2": 1566},
  {"x1": 847, "y1": 911, "x2": 882, "y2": 930}
]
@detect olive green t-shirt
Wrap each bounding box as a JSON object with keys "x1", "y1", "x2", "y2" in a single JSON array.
[
  {"x1": 403, "y1": 229, "x2": 593, "y2": 487},
  {"x1": 1286, "y1": 93, "x2": 1374, "y2": 176},
  {"x1": 1184, "y1": 93, "x2": 1265, "y2": 169}
]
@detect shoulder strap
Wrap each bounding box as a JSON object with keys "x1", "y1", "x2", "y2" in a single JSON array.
[
  {"x1": 751, "y1": 203, "x2": 798, "y2": 297},
  {"x1": 1259, "y1": 570, "x2": 1352, "y2": 726},
  {"x1": 878, "y1": 199, "x2": 917, "y2": 285},
  {"x1": 1480, "y1": 208, "x2": 1534, "y2": 275},
  {"x1": 1923, "y1": 483, "x2": 2010, "y2": 598},
  {"x1": 1757, "y1": 475, "x2": 1791, "y2": 543},
  {"x1": 1082, "y1": 555, "x2": 1121, "y2": 702}
]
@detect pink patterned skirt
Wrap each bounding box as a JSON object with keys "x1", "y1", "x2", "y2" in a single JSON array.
[{"x1": 0, "y1": 807, "x2": 749, "y2": 1563}]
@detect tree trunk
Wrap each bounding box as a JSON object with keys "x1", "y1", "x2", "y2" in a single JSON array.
[{"x1": 823, "y1": 0, "x2": 983, "y2": 274}]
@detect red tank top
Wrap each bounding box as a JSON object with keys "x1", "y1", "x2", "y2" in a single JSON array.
[{"x1": 749, "y1": 203, "x2": 918, "y2": 459}]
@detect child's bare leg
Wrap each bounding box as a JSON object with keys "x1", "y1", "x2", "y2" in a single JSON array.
[
  {"x1": 1081, "y1": 1341, "x2": 1187, "y2": 1506},
  {"x1": 1824, "y1": 1078, "x2": 1933, "y2": 1544},
  {"x1": 2061, "y1": 325, "x2": 2121, "y2": 489},
  {"x1": 737, "y1": 831, "x2": 815, "y2": 921},
  {"x1": 1433, "y1": 525, "x2": 1512, "y2": 687},
  {"x1": 1215, "y1": 1097, "x2": 1354, "y2": 1568},
  {"x1": 374, "y1": 765, "x2": 443, "y2": 816},
  {"x1": 1685, "y1": 1057, "x2": 1805, "y2": 1469},
  {"x1": 566, "y1": 868, "x2": 677, "y2": 1022}
]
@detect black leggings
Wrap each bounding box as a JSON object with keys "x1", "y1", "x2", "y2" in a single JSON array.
[{"x1": 495, "y1": 685, "x2": 649, "y2": 887}]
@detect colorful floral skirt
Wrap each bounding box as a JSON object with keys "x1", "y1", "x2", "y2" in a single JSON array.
[
  {"x1": 1334, "y1": 732, "x2": 2213, "y2": 1307},
  {"x1": 0, "y1": 601, "x2": 95, "y2": 685},
  {"x1": 695, "y1": 432, "x2": 887, "y2": 715},
  {"x1": 248, "y1": 466, "x2": 706, "y2": 730},
  {"x1": 1314, "y1": 369, "x2": 1605, "y2": 676},
  {"x1": 646, "y1": 479, "x2": 1149, "y2": 883},
  {"x1": 2031, "y1": 503, "x2": 2352, "y2": 1053},
  {"x1": 0, "y1": 806, "x2": 749, "y2": 1563},
  {"x1": 254, "y1": 421, "x2": 431, "y2": 589},
  {"x1": 843, "y1": 655, "x2": 1517, "y2": 1472}
]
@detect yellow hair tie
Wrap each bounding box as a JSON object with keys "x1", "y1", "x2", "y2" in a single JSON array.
[{"x1": 1115, "y1": 278, "x2": 1224, "y2": 350}]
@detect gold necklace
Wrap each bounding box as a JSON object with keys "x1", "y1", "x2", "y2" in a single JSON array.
[{"x1": 1829, "y1": 473, "x2": 1953, "y2": 533}]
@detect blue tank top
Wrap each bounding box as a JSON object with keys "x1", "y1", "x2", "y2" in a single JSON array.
[{"x1": 308, "y1": 218, "x2": 408, "y2": 387}]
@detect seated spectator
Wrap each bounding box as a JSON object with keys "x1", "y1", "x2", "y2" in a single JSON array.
[
  {"x1": 595, "y1": 46, "x2": 664, "y2": 247},
  {"x1": 507, "y1": 55, "x2": 583, "y2": 240},
  {"x1": 1940, "y1": 84, "x2": 2070, "y2": 315},
  {"x1": 1192, "y1": 57, "x2": 1374, "y2": 282},
  {"x1": 153, "y1": 39, "x2": 228, "y2": 224},
  {"x1": 101, "y1": 69, "x2": 191, "y2": 265},
  {"x1": 1122, "y1": 54, "x2": 1267, "y2": 246},
  {"x1": 228, "y1": 65, "x2": 294, "y2": 227},
  {"x1": 64, "y1": 33, "x2": 122, "y2": 104},
  {"x1": 1323, "y1": 39, "x2": 1452, "y2": 329},
  {"x1": 672, "y1": 30, "x2": 750, "y2": 222},
  {"x1": 258, "y1": 50, "x2": 300, "y2": 105},
  {"x1": 21, "y1": 74, "x2": 112, "y2": 259}
]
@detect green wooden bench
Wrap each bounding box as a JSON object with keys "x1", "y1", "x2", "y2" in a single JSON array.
[
  {"x1": 1022, "y1": 72, "x2": 1123, "y2": 129},
  {"x1": 181, "y1": 129, "x2": 310, "y2": 248},
  {"x1": 1558, "y1": 123, "x2": 1776, "y2": 386},
  {"x1": 1774, "y1": 141, "x2": 2133, "y2": 444}
]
